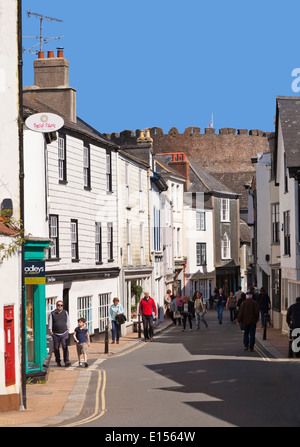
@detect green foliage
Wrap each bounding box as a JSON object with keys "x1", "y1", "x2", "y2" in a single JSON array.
[
  {"x1": 0, "y1": 210, "x2": 25, "y2": 261},
  {"x1": 131, "y1": 284, "x2": 143, "y2": 307}
]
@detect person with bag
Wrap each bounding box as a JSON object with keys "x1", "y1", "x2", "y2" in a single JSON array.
[
  {"x1": 194, "y1": 292, "x2": 208, "y2": 329},
  {"x1": 181, "y1": 296, "x2": 193, "y2": 331},
  {"x1": 139, "y1": 292, "x2": 157, "y2": 342},
  {"x1": 226, "y1": 291, "x2": 237, "y2": 324},
  {"x1": 109, "y1": 297, "x2": 124, "y2": 344}
]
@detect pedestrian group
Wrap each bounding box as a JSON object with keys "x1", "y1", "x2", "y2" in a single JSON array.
[{"x1": 49, "y1": 284, "x2": 276, "y2": 367}]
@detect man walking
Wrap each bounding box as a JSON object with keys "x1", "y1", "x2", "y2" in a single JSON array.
[
  {"x1": 214, "y1": 288, "x2": 227, "y2": 324},
  {"x1": 49, "y1": 300, "x2": 71, "y2": 366},
  {"x1": 139, "y1": 292, "x2": 157, "y2": 342},
  {"x1": 237, "y1": 292, "x2": 259, "y2": 352}
]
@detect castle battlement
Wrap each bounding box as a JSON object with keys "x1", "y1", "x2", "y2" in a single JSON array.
[{"x1": 103, "y1": 126, "x2": 268, "y2": 142}]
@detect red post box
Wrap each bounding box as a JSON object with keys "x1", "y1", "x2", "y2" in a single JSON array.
[{"x1": 4, "y1": 306, "x2": 15, "y2": 386}]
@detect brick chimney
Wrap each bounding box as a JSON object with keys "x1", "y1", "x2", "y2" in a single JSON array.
[
  {"x1": 23, "y1": 48, "x2": 77, "y2": 122},
  {"x1": 168, "y1": 153, "x2": 190, "y2": 189}
]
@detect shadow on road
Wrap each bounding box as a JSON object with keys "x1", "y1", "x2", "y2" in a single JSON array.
[{"x1": 146, "y1": 356, "x2": 300, "y2": 427}]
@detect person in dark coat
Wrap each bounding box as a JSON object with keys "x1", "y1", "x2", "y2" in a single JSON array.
[
  {"x1": 237, "y1": 292, "x2": 246, "y2": 311},
  {"x1": 286, "y1": 297, "x2": 300, "y2": 329},
  {"x1": 48, "y1": 300, "x2": 71, "y2": 367},
  {"x1": 257, "y1": 287, "x2": 271, "y2": 328},
  {"x1": 181, "y1": 296, "x2": 194, "y2": 331},
  {"x1": 237, "y1": 293, "x2": 259, "y2": 352},
  {"x1": 214, "y1": 288, "x2": 227, "y2": 324}
]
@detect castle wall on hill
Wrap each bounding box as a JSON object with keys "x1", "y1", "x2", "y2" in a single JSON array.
[{"x1": 104, "y1": 127, "x2": 271, "y2": 173}]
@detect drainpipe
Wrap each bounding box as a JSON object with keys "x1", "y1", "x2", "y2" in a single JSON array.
[{"x1": 18, "y1": 0, "x2": 26, "y2": 410}]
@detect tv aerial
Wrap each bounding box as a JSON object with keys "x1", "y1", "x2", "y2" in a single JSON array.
[{"x1": 23, "y1": 9, "x2": 63, "y2": 54}]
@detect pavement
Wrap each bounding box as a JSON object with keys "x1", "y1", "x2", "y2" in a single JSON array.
[{"x1": 0, "y1": 313, "x2": 292, "y2": 427}]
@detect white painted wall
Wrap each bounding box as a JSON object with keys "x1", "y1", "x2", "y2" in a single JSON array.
[
  {"x1": 46, "y1": 135, "x2": 119, "y2": 271},
  {"x1": 184, "y1": 206, "x2": 214, "y2": 274},
  {"x1": 23, "y1": 129, "x2": 48, "y2": 238},
  {"x1": 0, "y1": 1, "x2": 21, "y2": 405}
]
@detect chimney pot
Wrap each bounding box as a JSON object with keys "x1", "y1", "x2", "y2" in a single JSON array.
[
  {"x1": 38, "y1": 51, "x2": 45, "y2": 59},
  {"x1": 47, "y1": 50, "x2": 54, "y2": 58},
  {"x1": 57, "y1": 47, "x2": 64, "y2": 58}
]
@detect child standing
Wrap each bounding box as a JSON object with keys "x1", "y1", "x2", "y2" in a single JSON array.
[{"x1": 73, "y1": 318, "x2": 90, "y2": 367}]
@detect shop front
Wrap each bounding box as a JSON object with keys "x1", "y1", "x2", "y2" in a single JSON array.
[{"x1": 24, "y1": 238, "x2": 51, "y2": 380}]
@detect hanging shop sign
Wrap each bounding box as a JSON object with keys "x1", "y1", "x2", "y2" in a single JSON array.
[
  {"x1": 25, "y1": 113, "x2": 64, "y2": 133},
  {"x1": 24, "y1": 260, "x2": 46, "y2": 285}
]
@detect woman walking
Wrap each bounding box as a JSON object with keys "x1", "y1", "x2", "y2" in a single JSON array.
[{"x1": 109, "y1": 297, "x2": 124, "y2": 344}]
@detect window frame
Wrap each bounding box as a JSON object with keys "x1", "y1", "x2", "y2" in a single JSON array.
[
  {"x1": 283, "y1": 210, "x2": 291, "y2": 256},
  {"x1": 95, "y1": 222, "x2": 102, "y2": 263},
  {"x1": 98, "y1": 293, "x2": 111, "y2": 333},
  {"x1": 107, "y1": 222, "x2": 113, "y2": 261},
  {"x1": 221, "y1": 232, "x2": 231, "y2": 260},
  {"x1": 83, "y1": 143, "x2": 91, "y2": 189},
  {"x1": 196, "y1": 211, "x2": 206, "y2": 231},
  {"x1": 58, "y1": 133, "x2": 67, "y2": 183},
  {"x1": 221, "y1": 198, "x2": 230, "y2": 222},
  {"x1": 71, "y1": 219, "x2": 79, "y2": 261},
  {"x1": 49, "y1": 214, "x2": 59, "y2": 259},
  {"x1": 106, "y1": 151, "x2": 112, "y2": 192},
  {"x1": 196, "y1": 242, "x2": 207, "y2": 266},
  {"x1": 271, "y1": 203, "x2": 280, "y2": 243}
]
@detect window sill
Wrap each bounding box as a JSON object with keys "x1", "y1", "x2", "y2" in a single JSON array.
[
  {"x1": 108, "y1": 259, "x2": 114, "y2": 263},
  {"x1": 72, "y1": 259, "x2": 80, "y2": 263},
  {"x1": 46, "y1": 257, "x2": 61, "y2": 262},
  {"x1": 84, "y1": 186, "x2": 92, "y2": 191}
]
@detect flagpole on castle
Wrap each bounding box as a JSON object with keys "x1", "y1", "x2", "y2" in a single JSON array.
[{"x1": 208, "y1": 113, "x2": 214, "y2": 128}]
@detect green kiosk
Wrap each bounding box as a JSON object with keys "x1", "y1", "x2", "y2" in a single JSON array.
[{"x1": 24, "y1": 238, "x2": 51, "y2": 380}]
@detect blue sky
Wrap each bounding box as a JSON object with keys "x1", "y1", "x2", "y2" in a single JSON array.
[{"x1": 22, "y1": 0, "x2": 300, "y2": 135}]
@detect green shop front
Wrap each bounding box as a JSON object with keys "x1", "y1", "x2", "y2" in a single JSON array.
[{"x1": 24, "y1": 238, "x2": 51, "y2": 380}]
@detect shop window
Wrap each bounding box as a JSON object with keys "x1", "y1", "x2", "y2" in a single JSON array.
[
  {"x1": 98, "y1": 293, "x2": 111, "y2": 332},
  {"x1": 77, "y1": 296, "x2": 92, "y2": 333}
]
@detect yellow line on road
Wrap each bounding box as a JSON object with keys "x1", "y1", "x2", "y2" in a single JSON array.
[
  {"x1": 63, "y1": 369, "x2": 106, "y2": 427},
  {"x1": 113, "y1": 340, "x2": 147, "y2": 358}
]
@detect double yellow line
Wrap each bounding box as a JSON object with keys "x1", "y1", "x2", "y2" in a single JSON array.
[
  {"x1": 63, "y1": 342, "x2": 147, "y2": 427},
  {"x1": 63, "y1": 369, "x2": 106, "y2": 427}
]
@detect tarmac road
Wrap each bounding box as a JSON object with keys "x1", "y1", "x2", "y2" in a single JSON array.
[{"x1": 57, "y1": 312, "x2": 300, "y2": 428}]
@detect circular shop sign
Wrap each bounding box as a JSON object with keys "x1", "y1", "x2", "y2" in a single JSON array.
[{"x1": 25, "y1": 112, "x2": 64, "y2": 133}]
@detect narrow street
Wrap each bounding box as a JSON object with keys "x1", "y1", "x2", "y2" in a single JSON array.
[{"x1": 57, "y1": 312, "x2": 300, "y2": 428}]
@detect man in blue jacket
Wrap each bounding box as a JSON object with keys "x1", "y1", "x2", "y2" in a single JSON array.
[
  {"x1": 214, "y1": 288, "x2": 227, "y2": 325},
  {"x1": 139, "y1": 292, "x2": 157, "y2": 342}
]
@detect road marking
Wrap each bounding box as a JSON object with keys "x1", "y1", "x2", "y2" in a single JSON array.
[
  {"x1": 62, "y1": 369, "x2": 106, "y2": 427},
  {"x1": 255, "y1": 343, "x2": 271, "y2": 361},
  {"x1": 113, "y1": 341, "x2": 147, "y2": 358}
]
